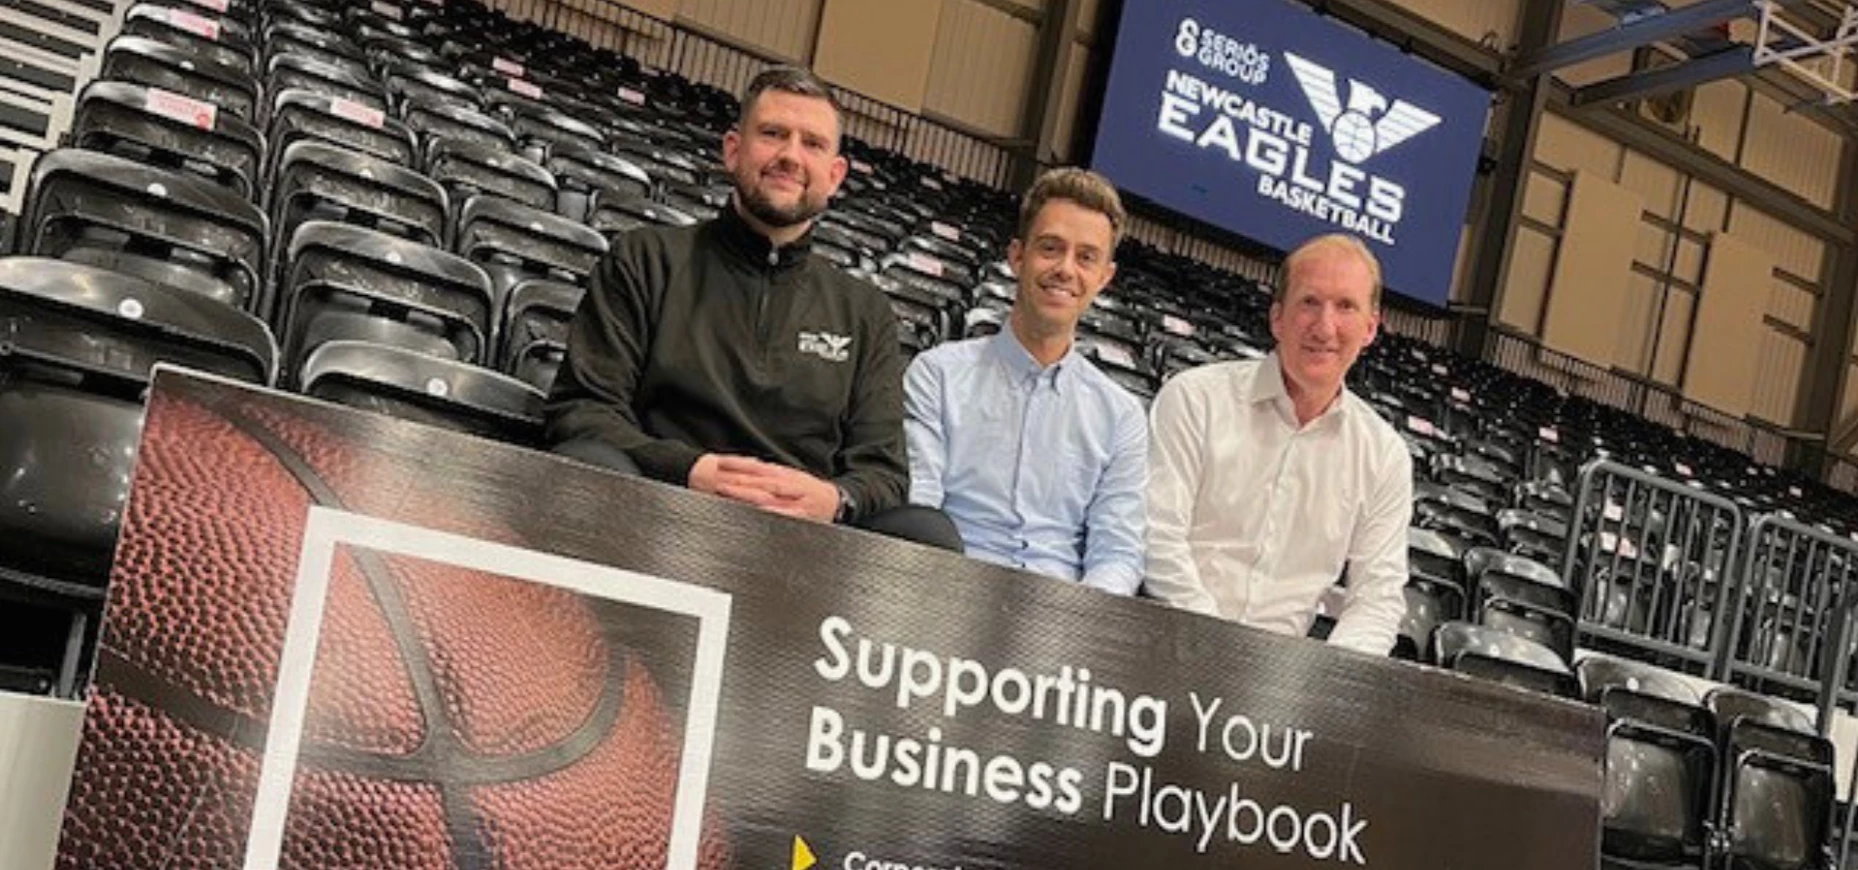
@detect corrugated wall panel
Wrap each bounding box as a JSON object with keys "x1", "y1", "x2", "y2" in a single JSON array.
[
  {"x1": 1740, "y1": 91, "x2": 1842, "y2": 211},
  {"x1": 1727, "y1": 204, "x2": 1824, "y2": 281},
  {"x1": 1536, "y1": 111, "x2": 1623, "y2": 176},
  {"x1": 678, "y1": 0, "x2": 819, "y2": 61},
  {"x1": 1690, "y1": 80, "x2": 1746, "y2": 163},
  {"x1": 1751, "y1": 329, "x2": 1805, "y2": 424},
  {"x1": 923, "y1": 0, "x2": 1038, "y2": 136}
]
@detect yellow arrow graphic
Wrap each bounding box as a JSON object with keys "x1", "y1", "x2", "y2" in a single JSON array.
[{"x1": 792, "y1": 835, "x2": 817, "y2": 870}]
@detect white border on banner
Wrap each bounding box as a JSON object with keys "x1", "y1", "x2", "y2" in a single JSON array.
[{"x1": 242, "y1": 507, "x2": 733, "y2": 870}]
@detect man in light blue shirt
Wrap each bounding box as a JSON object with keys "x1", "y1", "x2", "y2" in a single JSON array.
[{"x1": 903, "y1": 168, "x2": 1147, "y2": 593}]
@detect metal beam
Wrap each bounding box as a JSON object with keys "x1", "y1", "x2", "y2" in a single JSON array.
[
  {"x1": 1513, "y1": 0, "x2": 1756, "y2": 78},
  {"x1": 1287, "y1": 0, "x2": 1502, "y2": 87},
  {"x1": 1801, "y1": 137, "x2": 1858, "y2": 461},
  {"x1": 1570, "y1": 44, "x2": 1756, "y2": 105},
  {"x1": 1548, "y1": 87, "x2": 1857, "y2": 245},
  {"x1": 1456, "y1": 0, "x2": 1565, "y2": 359},
  {"x1": 1012, "y1": 0, "x2": 1076, "y2": 188}
]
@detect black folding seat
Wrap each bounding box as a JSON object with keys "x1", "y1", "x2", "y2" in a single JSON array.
[
  {"x1": 277, "y1": 221, "x2": 493, "y2": 377},
  {"x1": 812, "y1": 224, "x2": 870, "y2": 272},
  {"x1": 1431, "y1": 622, "x2": 1577, "y2": 698},
  {"x1": 611, "y1": 139, "x2": 703, "y2": 191},
  {"x1": 387, "y1": 67, "x2": 484, "y2": 115},
  {"x1": 22, "y1": 149, "x2": 267, "y2": 310},
  {"x1": 0, "y1": 257, "x2": 274, "y2": 695},
  {"x1": 299, "y1": 340, "x2": 544, "y2": 443},
  {"x1": 262, "y1": 0, "x2": 339, "y2": 31},
  {"x1": 405, "y1": 99, "x2": 516, "y2": 155},
  {"x1": 175, "y1": 0, "x2": 252, "y2": 26},
  {"x1": 1577, "y1": 657, "x2": 1716, "y2": 868},
  {"x1": 1498, "y1": 507, "x2": 1570, "y2": 569},
  {"x1": 1465, "y1": 547, "x2": 1576, "y2": 661},
  {"x1": 1433, "y1": 452, "x2": 1515, "y2": 505},
  {"x1": 122, "y1": 4, "x2": 256, "y2": 73},
  {"x1": 508, "y1": 107, "x2": 604, "y2": 165},
  {"x1": 878, "y1": 251, "x2": 967, "y2": 318},
  {"x1": 1401, "y1": 527, "x2": 1467, "y2": 662},
  {"x1": 1414, "y1": 482, "x2": 1501, "y2": 548},
  {"x1": 261, "y1": 20, "x2": 365, "y2": 70},
  {"x1": 71, "y1": 80, "x2": 264, "y2": 199},
  {"x1": 265, "y1": 140, "x2": 450, "y2": 315},
  {"x1": 453, "y1": 193, "x2": 605, "y2": 313},
  {"x1": 1703, "y1": 689, "x2": 1835, "y2": 870},
  {"x1": 102, "y1": 36, "x2": 260, "y2": 123},
  {"x1": 425, "y1": 137, "x2": 556, "y2": 213},
  {"x1": 264, "y1": 53, "x2": 385, "y2": 112},
  {"x1": 267, "y1": 89, "x2": 417, "y2": 172},
  {"x1": 961, "y1": 302, "x2": 1008, "y2": 339},
  {"x1": 542, "y1": 145, "x2": 649, "y2": 227},
  {"x1": 818, "y1": 209, "x2": 894, "y2": 255},
  {"x1": 499, "y1": 279, "x2": 582, "y2": 391},
  {"x1": 587, "y1": 190, "x2": 695, "y2": 237},
  {"x1": 1517, "y1": 478, "x2": 1576, "y2": 525}
]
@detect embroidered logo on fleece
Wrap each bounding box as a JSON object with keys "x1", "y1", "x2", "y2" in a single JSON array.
[{"x1": 798, "y1": 331, "x2": 853, "y2": 363}]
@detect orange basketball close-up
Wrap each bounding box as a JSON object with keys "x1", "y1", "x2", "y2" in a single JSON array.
[{"x1": 56, "y1": 391, "x2": 730, "y2": 869}]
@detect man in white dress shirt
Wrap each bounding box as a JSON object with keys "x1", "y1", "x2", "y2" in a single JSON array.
[{"x1": 1143, "y1": 233, "x2": 1411, "y2": 655}]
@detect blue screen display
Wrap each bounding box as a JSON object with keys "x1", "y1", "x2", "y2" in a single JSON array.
[{"x1": 1090, "y1": 0, "x2": 1491, "y2": 307}]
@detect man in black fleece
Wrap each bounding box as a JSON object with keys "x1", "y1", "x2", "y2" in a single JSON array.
[{"x1": 546, "y1": 66, "x2": 961, "y2": 551}]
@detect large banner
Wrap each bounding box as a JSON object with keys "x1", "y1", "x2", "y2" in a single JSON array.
[
  {"x1": 1090, "y1": 0, "x2": 1490, "y2": 306},
  {"x1": 56, "y1": 370, "x2": 1601, "y2": 869}
]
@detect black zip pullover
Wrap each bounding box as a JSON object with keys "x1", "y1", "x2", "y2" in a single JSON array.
[{"x1": 545, "y1": 206, "x2": 906, "y2": 520}]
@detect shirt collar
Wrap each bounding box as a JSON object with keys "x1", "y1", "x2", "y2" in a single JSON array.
[
  {"x1": 989, "y1": 329, "x2": 1077, "y2": 391},
  {"x1": 1250, "y1": 352, "x2": 1349, "y2": 429},
  {"x1": 713, "y1": 197, "x2": 814, "y2": 271}
]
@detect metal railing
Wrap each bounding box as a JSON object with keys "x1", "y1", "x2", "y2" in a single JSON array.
[
  {"x1": 1722, "y1": 515, "x2": 1858, "y2": 705},
  {"x1": 1563, "y1": 459, "x2": 1745, "y2": 676},
  {"x1": 485, "y1": 0, "x2": 1021, "y2": 188},
  {"x1": 1488, "y1": 326, "x2": 1794, "y2": 467}
]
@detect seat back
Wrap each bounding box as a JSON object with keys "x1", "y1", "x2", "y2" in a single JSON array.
[
  {"x1": 499, "y1": 279, "x2": 583, "y2": 391},
  {"x1": 425, "y1": 137, "x2": 556, "y2": 212},
  {"x1": 267, "y1": 88, "x2": 418, "y2": 171},
  {"x1": 103, "y1": 36, "x2": 260, "y2": 122},
  {"x1": 22, "y1": 149, "x2": 268, "y2": 310},
  {"x1": 279, "y1": 221, "x2": 492, "y2": 376},
  {"x1": 72, "y1": 80, "x2": 265, "y2": 198},
  {"x1": 299, "y1": 340, "x2": 545, "y2": 443},
  {"x1": 0, "y1": 257, "x2": 274, "y2": 579}
]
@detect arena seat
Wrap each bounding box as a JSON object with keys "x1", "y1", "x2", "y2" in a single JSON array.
[
  {"x1": 0, "y1": 257, "x2": 275, "y2": 695},
  {"x1": 1704, "y1": 688, "x2": 1835, "y2": 870},
  {"x1": 71, "y1": 80, "x2": 265, "y2": 200},
  {"x1": 299, "y1": 340, "x2": 545, "y2": 442},
  {"x1": 425, "y1": 136, "x2": 556, "y2": 214},
  {"x1": 102, "y1": 36, "x2": 261, "y2": 123},
  {"x1": 21, "y1": 148, "x2": 268, "y2": 310},
  {"x1": 277, "y1": 220, "x2": 493, "y2": 378},
  {"x1": 268, "y1": 140, "x2": 451, "y2": 295},
  {"x1": 1577, "y1": 656, "x2": 1715, "y2": 868},
  {"x1": 266, "y1": 88, "x2": 418, "y2": 173},
  {"x1": 1433, "y1": 622, "x2": 1578, "y2": 697}
]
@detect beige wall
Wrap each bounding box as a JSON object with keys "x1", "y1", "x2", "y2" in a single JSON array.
[
  {"x1": 1503, "y1": 107, "x2": 1846, "y2": 429},
  {"x1": 812, "y1": 0, "x2": 943, "y2": 110},
  {"x1": 1539, "y1": 172, "x2": 1642, "y2": 365},
  {"x1": 1684, "y1": 233, "x2": 1774, "y2": 417},
  {"x1": 677, "y1": 0, "x2": 820, "y2": 61},
  {"x1": 922, "y1": 0, "x2": 1040, "y2": 136}
]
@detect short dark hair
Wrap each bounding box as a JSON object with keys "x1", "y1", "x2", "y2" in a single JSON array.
[
  {"x1": 738, "y1": 65, "x2": 844, "y2": 140},
  {"x1": 1017, "y1": 167, "x2": 1126, "y2": 250}
]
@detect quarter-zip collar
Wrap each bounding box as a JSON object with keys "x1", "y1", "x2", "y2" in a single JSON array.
[{"x1": 717, "y1": 197, "x2": 815, "y2": 272}]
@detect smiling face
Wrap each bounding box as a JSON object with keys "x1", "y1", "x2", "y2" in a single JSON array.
[
  {"x1": 1007, "y1": 198, "x2": 1118, "y2": 342},
  {"x1": 1270, "y1": 244, "x2": 1379, "y2": 407},
  {"x1": 721, "y1": 89, "x2": 847, "y2": 232}
]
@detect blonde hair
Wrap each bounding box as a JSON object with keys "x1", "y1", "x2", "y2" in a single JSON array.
[
  {"x1": 1017, "y1": 167, "x2": 1126, "y2": 250},
  {"x1": 1278, "y1": 234, "x2": 1383, "y2": 308}
]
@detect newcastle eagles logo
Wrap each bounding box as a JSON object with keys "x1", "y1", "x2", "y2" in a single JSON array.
[{"x1": 1283, "y1": 52, "x2": 1441, "y2": 164}]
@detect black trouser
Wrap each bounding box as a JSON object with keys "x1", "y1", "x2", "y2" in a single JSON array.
[{"x1": 553, "y1": 439, "x2": 963, "y2": 552}]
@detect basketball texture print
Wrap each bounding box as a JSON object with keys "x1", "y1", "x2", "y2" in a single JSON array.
[{"x1": 56, "y1": 388, "x2": 730, "y2": 869}]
